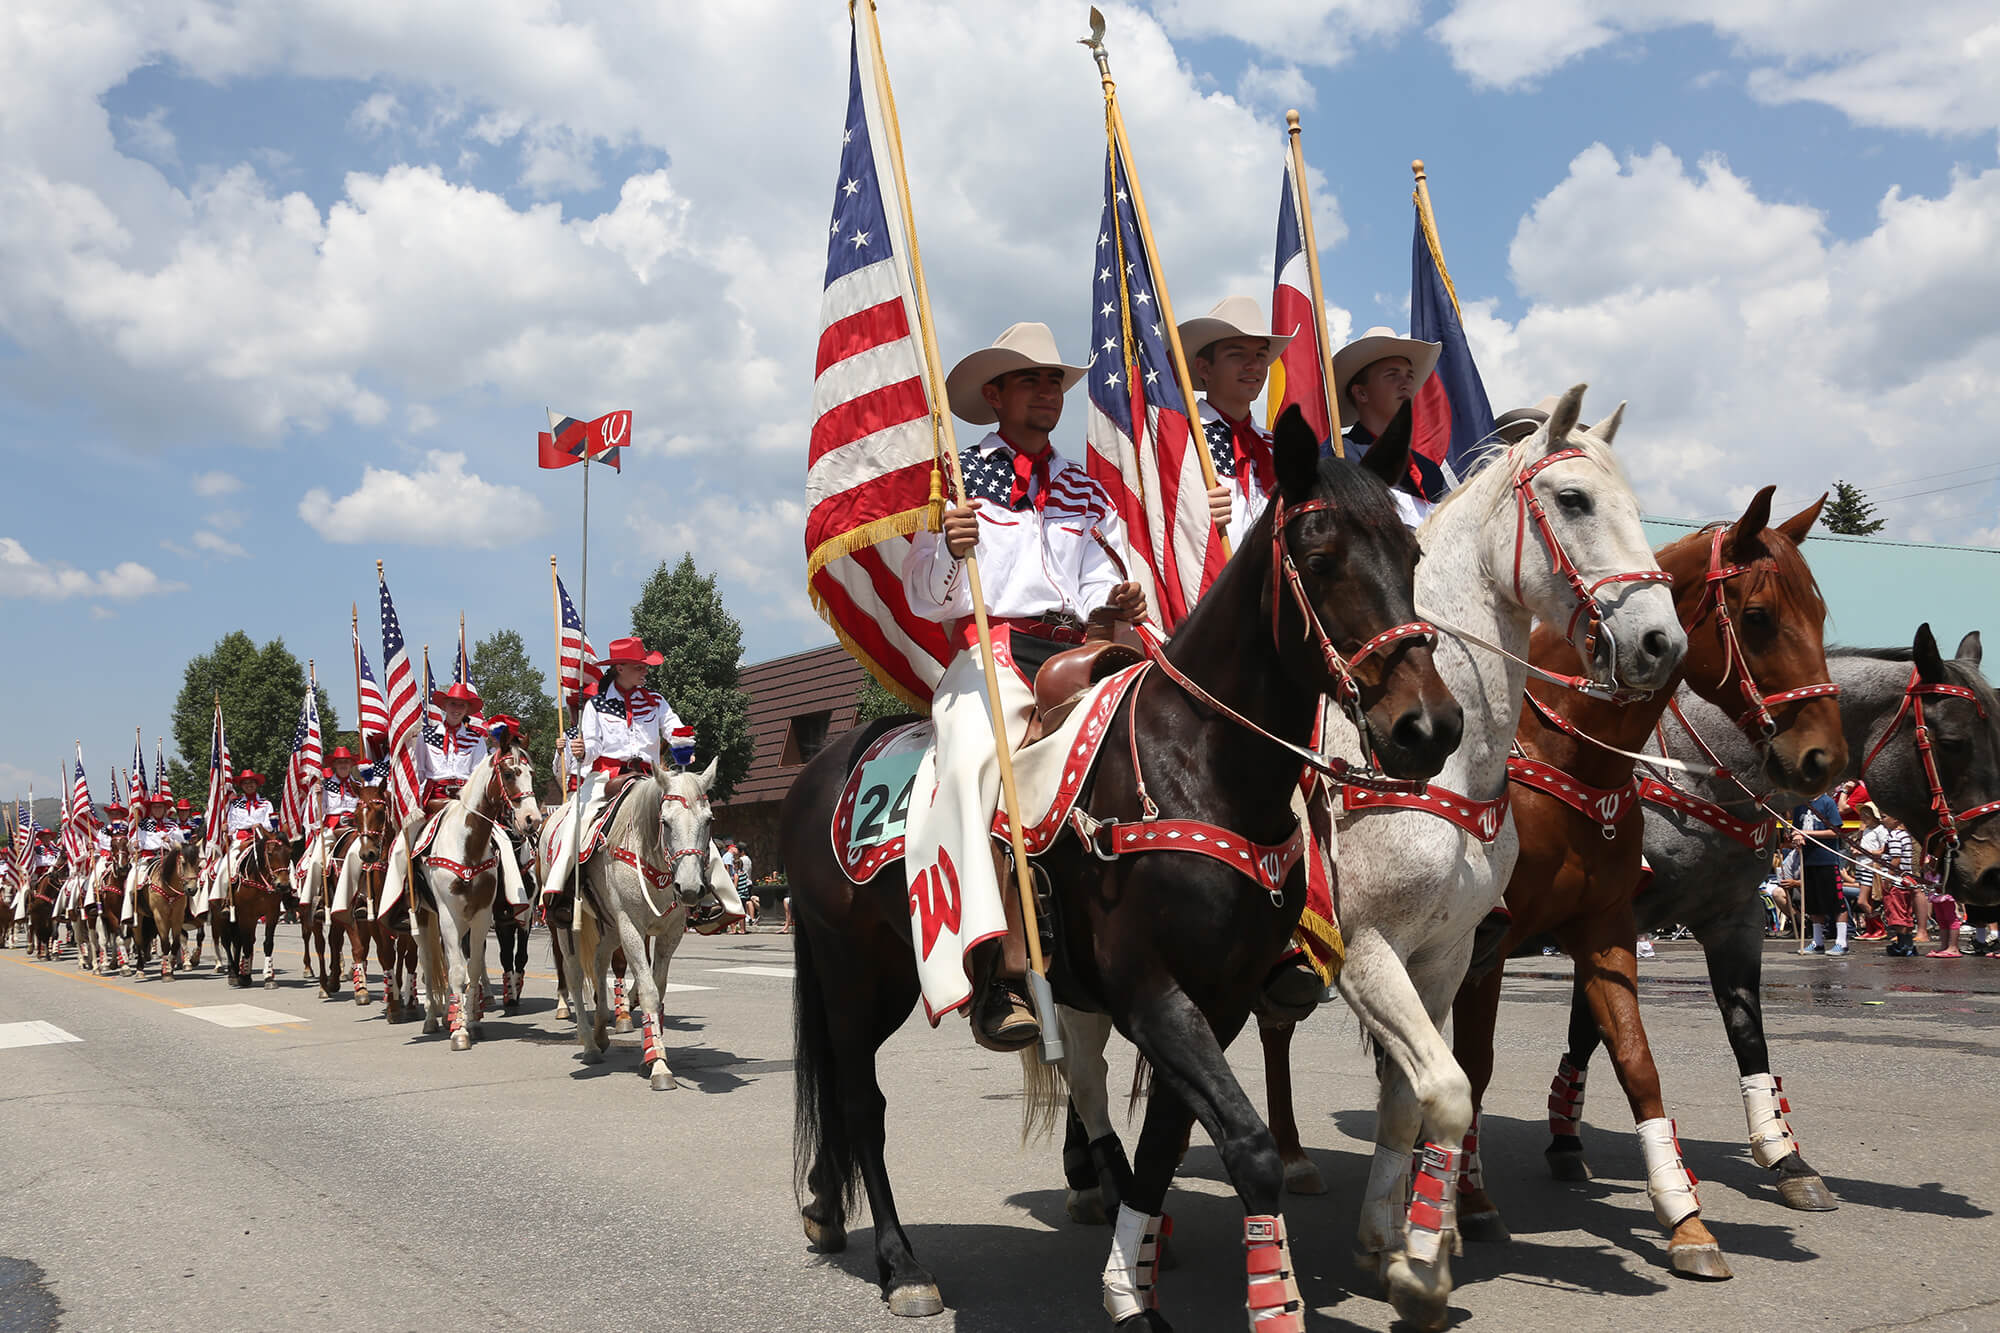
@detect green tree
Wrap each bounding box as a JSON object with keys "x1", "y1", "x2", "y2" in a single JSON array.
[
  {"x1": 1820, "y1": 480, "x2": 1886, "y2": 536},
  {"x1": 854, "y1": 675, "x2": 913, "y2": 725},
  {"x1": 170, "y1": 631, "x2": 339, "y2": 792},
  {"x1": 629, "y1": 554, "x2": 753, "y2": 799},
  {"x1": 470, "y1": 628, "x2": 559, "y2": 792}
]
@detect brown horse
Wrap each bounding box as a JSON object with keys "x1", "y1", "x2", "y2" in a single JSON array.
[
  {"x1": 219, "y1": 831, "x2": 293, "y2": 988},
  {"x1": 141, "y1": 847, "x2": 200, "y2": 981},
  {"x1": 1451, "y1": 488, "x2": 1843, "y2": 1279},
  {"x1": 325, "y1": 789, "x2": 393, "y2": 1004}
]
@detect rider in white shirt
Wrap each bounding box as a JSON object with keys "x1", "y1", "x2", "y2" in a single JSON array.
[
  {"x1": 1180, "y1": 295, "x2": 1292, "y2": 549},
  {"x1": 416, "y1": 684, "x2": 487, "y2": 816}
]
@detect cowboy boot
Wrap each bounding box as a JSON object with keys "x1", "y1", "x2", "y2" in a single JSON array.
[
  {"x1": 968, "y1": 869, "x2": 1039, "y2": 1053},
  {"x1": 1259, "y1": 949, "x2": 1325, "y2": 1022}
]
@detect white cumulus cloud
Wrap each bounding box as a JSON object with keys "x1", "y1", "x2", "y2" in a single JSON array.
[
  {"x1": 191, "y1": 530, "x2": 248, "y2": 558},
  {"x1": 191, "y1": 470, "x2": 242, "y2": 496},
  {"x1": 0, "y1": 537, "x2": 184, "y2": 599},
  {"x1": 298, "y1": 451, "x2": 547, "y2": 548}
]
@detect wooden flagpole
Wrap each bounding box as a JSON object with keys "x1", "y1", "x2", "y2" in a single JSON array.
[
  {"x1": 857, "y1": 0, "x2": 1060, "y2": 1060},
  {"x1": 1411, "y1": 160, "x2": 1464, "y2": 321},
  {"x1": 1084, "y1": 10, "x2": 1228, "y2": 556},
  {"x1": 1287, "y1": 111, "x2": 1345, "y2": 458}
]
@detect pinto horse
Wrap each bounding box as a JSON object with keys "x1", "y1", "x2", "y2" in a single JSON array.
[
  {"x1": 1451, "y1": 487, "x2": 1843, "y2": 1279},
  {"x1": 784, "y1": 408, "x2": 1461, "y2": 1329}
]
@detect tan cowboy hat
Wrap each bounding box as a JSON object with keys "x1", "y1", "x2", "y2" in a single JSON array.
[
  {"x1": 1331, "y1": 327, "x2": 1441, "y2": 429},
  {"x1": 944, "y1": 323, "x2": 1087, "y2": 426},
  {"x1": 1177, "y1": 296, "x2": 1295, "y2": 390}
]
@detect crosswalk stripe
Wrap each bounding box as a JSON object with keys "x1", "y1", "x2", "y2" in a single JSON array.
[
  {"x1": 179, "y1": 1004, "x2": 308, "y2": 1029},
  {"x1": 708, "y1": 965, "x2": 796, "y2": 979},
  {"x1": 0, "y1": 1021, "x2": 83, "y2": 1049}
]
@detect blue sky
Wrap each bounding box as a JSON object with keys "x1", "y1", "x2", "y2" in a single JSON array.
[{"x1": 4, "y1": 0, "x2": 1997, "y2": 797}]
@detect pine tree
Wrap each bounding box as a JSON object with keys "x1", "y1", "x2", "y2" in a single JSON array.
[
  {"x1": 629, "y1": 555, "x2": 753, "y2": 799},
  {"x1": 169, "y1": 632, "x2": 338, "y2": 792},
  {"x1": 470, "y1": 629, "x2": 559, "y2": 793},
  {"x1": 1820, "y1": 480, "x2": 1885, "y2": 536}
]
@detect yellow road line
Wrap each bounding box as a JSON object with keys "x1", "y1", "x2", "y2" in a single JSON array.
[{"x1": 4, "y1": 953, "x2": 308, "y2": 1027}]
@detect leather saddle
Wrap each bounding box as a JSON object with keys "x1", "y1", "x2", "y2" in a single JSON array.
[{"x1": 1022, "y1": 631, "x2": 1148, "y2": 747}]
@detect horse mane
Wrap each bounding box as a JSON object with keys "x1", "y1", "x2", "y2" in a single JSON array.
[{"x1": 610, "y1": 769, "x2": 666, "y2": 860}]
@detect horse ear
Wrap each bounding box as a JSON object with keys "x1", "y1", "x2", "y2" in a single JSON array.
[
  {"x1": 1544, "y1": 383, "x2": 1587, "y2": 450},
  {"x1": 1585, "y1": 400, "x2": 1625, "y2": 447},
  {"x1": 1728, "y1": 485, "x2": 1775, "y2": 564},
  {"x1": 1956, "y1": 630, "x2": 1983, "y2": 667},
  {"x1": 1272, "y1": 404, "x2": 1320, "y2": 503},
  {"x1": 1914, "y1": 622, "x2": 1947, "y2": 684},
  {"x1": 1775, "y1": 493, "x2": 1826, "y2": 546},
  {"x1": 1355, "y1": 400, "x2": 1415, "y2": 491},
  {"x1": 699, "y1": 755, "x2": 719, "y2": 792}
]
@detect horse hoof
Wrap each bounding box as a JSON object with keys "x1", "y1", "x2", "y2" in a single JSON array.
[
  {"x1": 1776, "y1": 1173, "x2": 1839, "y2": 1211},
  {"x1": 580, "y1": 1048, "x2": 605, "y2": 1065},
  {"x1": 262, "y1": 979, "x2": 277, "y2": 990},
  {"x1": 555, "y1": 1000, "x2": 570, "y2": 1020},
  {"x1": 1546, "y1": 1149, "x2": 1591, "y2": 1182},
  {"x1": 802, "y1": 1213, "x2": 846, "y2": 1253},
  {"x1": 450, "y1": 1031, "x2": 472, "y2": 1052},
  {"x1": 422, "y1": 1017, "x2": 441, "y2": 1035},
  {"x1": 650, "y1": 1068, "x2": 676, "y2": 1091},
  {"x1": 1458, "y1": 1208, "x2": 1509, "y2": 1243},
  {"x1": 1113, "y1": 1313, "x2": 1172, "y2": 1331},
  {"x1": 1669, "y1": 1243, "x2": 1733, "y2": 1280},
  {"x1": 1064, "y1": 1188, "x2": 1107, "y2": 1226},
  {"x1": 614, "y1": 1014, "x2": 632, "y2": 1034},
  {"x1": 1385, "y1": 1256, "x2": 1453, "y2": 1332},
  {"x1": 1283, "y1": 1155, "x2": 1327, "y2": 1195},
  {"x1": 884, "y1": 1282, "x2": 944, "y2": 1318}
]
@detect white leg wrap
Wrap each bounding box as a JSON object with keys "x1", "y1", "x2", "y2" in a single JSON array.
[
  {"x1": 1244, "y1": 1214, "x2": 1304, "y2": 1332},
  {"x1": 1405, "y1": 1143, "x2": 1461, "y2": 1265},
  {"x1": 1741, "y1": 1073, "x2": 1800, "y2": 1168},
  {"x1": 1636, "y1": 1117, "x2": 1700, "y2": 1228},
  {"x1": 1358, "y1": 1146, "x2": 1411, "y2": 1255},
  {"x1": 1101, "y1": 1204, "x2": 1163, "y2": 1323}
]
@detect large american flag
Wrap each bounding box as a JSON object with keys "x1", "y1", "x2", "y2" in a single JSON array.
[
  {"x1": 554, "y1": 570, "x2": 601, "y2": 701},
  {"x1": 154, "y1": 737, "x2": 173, "y2": 803},
  {"x1": 278, "y1": 685, "x2": 323, "y2": 839},
  {"x1": 377, "y1": 570, "x2": 426, "y2": 824},
  {"x1": 129, "y1": 732, "x2": 149, "y2": 807},
  {"x1": 802, "y1": 22, "x2": 954, "y2": 711},
  {"x1": 354, "y1": 621, "x2": 390, "y2": 741},
  {"x1": 66, "y1": 748, "x2": 94, "y2": 863},
  {"x1": 12, "y1": 797, "x2": 32, "y2": 884},
  {"x1": 1083, "y1": 133, "x2": 1221, "y2": 632},
  {"x1": 203, "y1": 701, "x2": 232, "y2": 849}
]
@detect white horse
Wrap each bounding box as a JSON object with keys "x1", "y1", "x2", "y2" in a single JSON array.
[
  {"x1": 543, "y1": 758, "x2": 730, "y2": 1089},
  {"x1": 404, "y1": 741, "x2": 541, "y2": 1051}
]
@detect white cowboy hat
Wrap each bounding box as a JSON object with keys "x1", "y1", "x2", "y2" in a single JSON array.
[
  {"x1": 1331, "y1": 327, "x2": 1442, "y2": 429},
  {"x1": 1176, "y1": 296, "x2": 1295, "y2": 390},
  {"x1": 944, "y1": 322, "x2": 1088, "y2": 426}
]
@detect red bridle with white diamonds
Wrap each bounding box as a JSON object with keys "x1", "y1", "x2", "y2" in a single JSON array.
[{"x1": 1686, "y1": 525, "x2": 1840, "y2": 741}]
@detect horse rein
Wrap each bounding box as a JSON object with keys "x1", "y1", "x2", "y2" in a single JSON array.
[{"x1": 1687, "y1": 525, "x2": 1840, "y2": 741}]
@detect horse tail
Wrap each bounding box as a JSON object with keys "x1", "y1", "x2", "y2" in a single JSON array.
[
  {"x1": 1019, "y1": 1047, "x2": 1069, "y2": 1145},
  {"x1": 791, "y1": 925, "x2": 856, "y2": 1226},
  {"x1": 1128, "y1": 1055, "x2": 1153, "y2": 1119}
]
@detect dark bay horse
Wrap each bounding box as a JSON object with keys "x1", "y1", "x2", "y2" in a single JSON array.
[
  {"x1": 324, "y1": 789, "x2": 391, "y2": 1003},
  {"x1": 220, "y1": 832, "x2": 292, "y2": 988},
  {"x1": 1452, "y1": 488, "x2": 1843, "y2": 1279},
  {"x1": 1559, "y1": 625, "x2": 2000, "y2": 1212},
  {"x1": 784, "y1": 408, "x2": 1462, "y2": 1329}
]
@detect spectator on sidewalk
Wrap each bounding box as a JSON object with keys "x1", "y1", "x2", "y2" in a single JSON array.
[
  {"x1": 1925, "y1": 861, "x2": 1962, "y2": 959},
  {"x1": 1794, "y1": 789, "x2": 1847, "y2": 955},
  {"x1": 1852, "y1": 804, "x2": 1889, "y2": 940},
  {"x1": 1879, "y1": 814, "x2": 1918, "y2": 956}
]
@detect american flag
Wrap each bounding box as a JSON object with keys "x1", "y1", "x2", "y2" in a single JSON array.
[
  {"x1": 1269, "y1": 148, "x2": 1336, "y2": 448},
  {"x1": 354, "y1": 621, "x2": 390, "y2": 741},
  {"x1": 66, "y1": 748, "x2": 93, "y2": 863},
  {"x1": 106, "y1": 764, "x2": 122, "y2": 814},
  {"x1": 129, "y1": 732, "x2": 149, "y2": 807},
  {"x1": 424, "y1": 657, "x2": 443, "y2": 735},
  {"x1": 203, "y1": 700, "x2": 233, "y2": 849},
  {"x1": 377, "y1": 569, "x2": 426, "y2": 824},
  {"x1": 455, "y1": 621, "x2": 485, "y2": 728},
  {"x1": 1083, "y1": 134, "x2": 1222, "y2": 633},
  {"x1": 554, "y1": 570, "x2": 602, "y2": 701},
  {"x1": 154, "y1": 737, "x2": 173, "y2": 803},
  {"x1": 12, "y1": 797, "x2": 32, "y2": 885},
  {"x1": 802, "y1": 22, "x2": 955, "y2": 711},
  {"x1": 278, "y1": 685, "x2": 323, "y2": 839}
]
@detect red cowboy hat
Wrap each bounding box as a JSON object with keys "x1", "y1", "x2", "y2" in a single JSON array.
[
  {"x1": 104, "y1": 802, "x2": 127, "y2": 816},
  {"x1": 234, "y1": 769, "x2": 264, "y2": 786},
  {"x1": 34, "y1": 828, "x2": 57, "y2": 840},
  {"x1": 326, "y1": 746, "x2": 358, "y2": 763},
  {"x1": 176, "y1": 798, "x2": 193, "y2": 811},
  {"x1": 431, "y1": 681, "x2": 483, "y2": 710},
  {"x1": 598, "y1": 636, "x2": 664, "y2": 669}
]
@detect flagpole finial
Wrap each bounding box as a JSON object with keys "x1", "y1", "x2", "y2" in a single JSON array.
[
  {"x1": 1081, "y1": 6, "x2": 1112, "y2": 88},
  {"x1": 375, "y1": 558, "x2": 384, "y2": 577},
  {"x1": 1412, "y1": 159, "x2": 1427, "y2": 182},
  {"x1": 1286, "y1": 108, "x2": 1302, "y2": 132}
]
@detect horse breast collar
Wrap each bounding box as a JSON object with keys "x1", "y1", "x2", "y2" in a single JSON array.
[
  {"x1": 1341, "y1": 781, "x2": 1509, "y2": 843},
  {"x1": 1507, "y1": 755, "x2": 1638, "y2": 840}
]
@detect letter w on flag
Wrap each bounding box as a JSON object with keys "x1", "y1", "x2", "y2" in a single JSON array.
[
  {"x1": 803, "y1": 22, "x2": 953, "y2": 710},
  {"x1": 1083, "y1": 136, "x2": 1220, "y2": 632},
  {"x1": 538, "y1": 410, "x2": 630, "y2": 472}
]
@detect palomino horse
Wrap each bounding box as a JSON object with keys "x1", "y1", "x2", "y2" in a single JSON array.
[
  {"x1": 1554, "y1": 626, "x2": 2000, "y2": 1213},
  {"x1": 1241, "y1": 387, "x2": 1686, "y2": 1325},
  {"x1": 140, "y1": 847, "x2": 201, "y2": 981},
  {"x1": 407, "y1": 741, "x2": 540, "y2": 1050},
  {"x1": 551, "y1": 761, "x2": 727, "y2": 1088},
  {"x1": 785, "y1": 408, "x2": 1461, "y2": 1327},
  {"x1": 325, "y1": 788, "x2": 393, "y2": 1005},
  {"x1": 1451, "y1": 488, "x2": 1844, "y2": 1280},
  {"x1": 216, "y1": 831, "x2": 293, "y2": 987}
]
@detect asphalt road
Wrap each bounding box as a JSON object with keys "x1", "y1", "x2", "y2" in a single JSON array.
[{"x1": 1, "y1": 927, "x2": 1995, "y2": 1332}]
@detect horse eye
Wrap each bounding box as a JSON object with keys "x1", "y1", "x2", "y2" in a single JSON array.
[
  {"x1": 1742, "y1": 606, "x2": 1773, "y2": 630},
  {"x1": 1304, "y1": 553, "x2": 1336, "y2": 576},
  {"x1": 1556, "y1": 488, "x2": 1591, "y2": 514}
]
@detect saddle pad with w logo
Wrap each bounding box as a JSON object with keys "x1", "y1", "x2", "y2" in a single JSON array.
[{"x1": 832, "y1": 663, "x2": 1151, "y2": 885}]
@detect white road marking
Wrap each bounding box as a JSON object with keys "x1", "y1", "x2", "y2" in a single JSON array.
[
  {"x1": 178, "y1": 1004, "x2": 307, "y2": 1028},
  {"x1": 708, "y1": 966, "x2": 797, "y2": 979},
  {"x1": 0, "y1": 1021, "x2": 83, "y2": 1049},
  {"x1": 662, "y1": 983, "x2": 715, "y2": 993}
]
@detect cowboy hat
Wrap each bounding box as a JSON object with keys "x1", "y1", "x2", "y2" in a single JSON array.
[
  {"x1": 1177, "y1": 296, "x2": 1295, "y2": 390},
  {"x1": 326, "y1": 746, "x2": 358, "y2": 763},
  {"x1": 1491, "y1": 394, "x2": 1577, "y2": 445},
  {"x1": 1331, "y1": 327, "x2": 1441, "y2": 429},
  {"x1": 233, "y1": 770, "x2": 263, "y2": 787},
  {"x1": 485, "y1": 713, "x2": 522, "y2": 741},
  {"x1": 598, "y1": 636, "x2": 664, "y2": 669},
  {"x1": 431, "y1": 680, "x2": 482, "y2": 710},
  {"x1": 176, "y1": 798, "x2": 193, "y2": 811},
  {"x1": 104, "y1": 802, "x2": 127, "y2": 816},
  {"x1": 944, "y1": 323, "x2": 1087, "y2": 426}
]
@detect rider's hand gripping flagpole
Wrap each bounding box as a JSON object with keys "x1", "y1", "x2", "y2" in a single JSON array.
[{"x1": 858, "y1": 0, "x2": 1061, "y2": 1062}]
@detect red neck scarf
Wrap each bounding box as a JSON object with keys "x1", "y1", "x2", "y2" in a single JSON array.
[
  {"x1": 1005, "y1": 440, "x2": 1053, "y2": 511},
  {"x1": 1217, "y1": 408, "x2": 1275, "y2": 497}
]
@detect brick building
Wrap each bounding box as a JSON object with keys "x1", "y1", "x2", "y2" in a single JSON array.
[{"x1": 712, "y1": 643, "x2": 879, "y2": 879}]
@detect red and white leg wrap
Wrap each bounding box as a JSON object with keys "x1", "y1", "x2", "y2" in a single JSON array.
[
  {"x1": 1244, "y1": 1214, "x2": 1304, "y2": 1333},
  {"x1": 1100, "y1": 1204, "x2": 1165, "y2": 1323},
  {"x1": 1548, "y1": 1056, "x2": 1587, "y2": 1136},
  {"x1": 1405, "y1": 1143, "x2": 1460, "y2": 1265},
  {"x1": 447, "y1": 993, "x2": 464, "y2": 1034},
  {"x1": 353, "y1": 963, "x2": 367, "y2": 997},
  {"x1": 613, "y1": 978, "x2": 627, "y2": 1015},
  {"x1": 1636, "y1": 1117, "x2": 1700, "y2": 1228},
  {"x1": 501, "y1": 972, "x2": 514, "y2": 1006},
  {"x1": 1459, "y1": 1110, "x2": 1486, "y2": 1195},
  {"x1": 641, "y1": 1016, "x2": 662, "y2": 1066},
  {"x1": 1740, "y1": 1073, "x2": 1800, "y2": 1168}
]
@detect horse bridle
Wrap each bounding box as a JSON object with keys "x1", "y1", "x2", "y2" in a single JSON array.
[
  {"x1": 1510, "y1": 447, "x2": 1672, "y2": 692},
  {"x1": 658, "y1": 789, "x2": 712, "y2": 881},
  {"x1": 1686, "y1": 525, "x2": 1841, "y2": 742},
  {"x1": 1858, "y1": 666, "x2": 2000, "y2": 876},
  {"x1": 473, "y1": 753, "x2": 539, "y2": 836}
]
